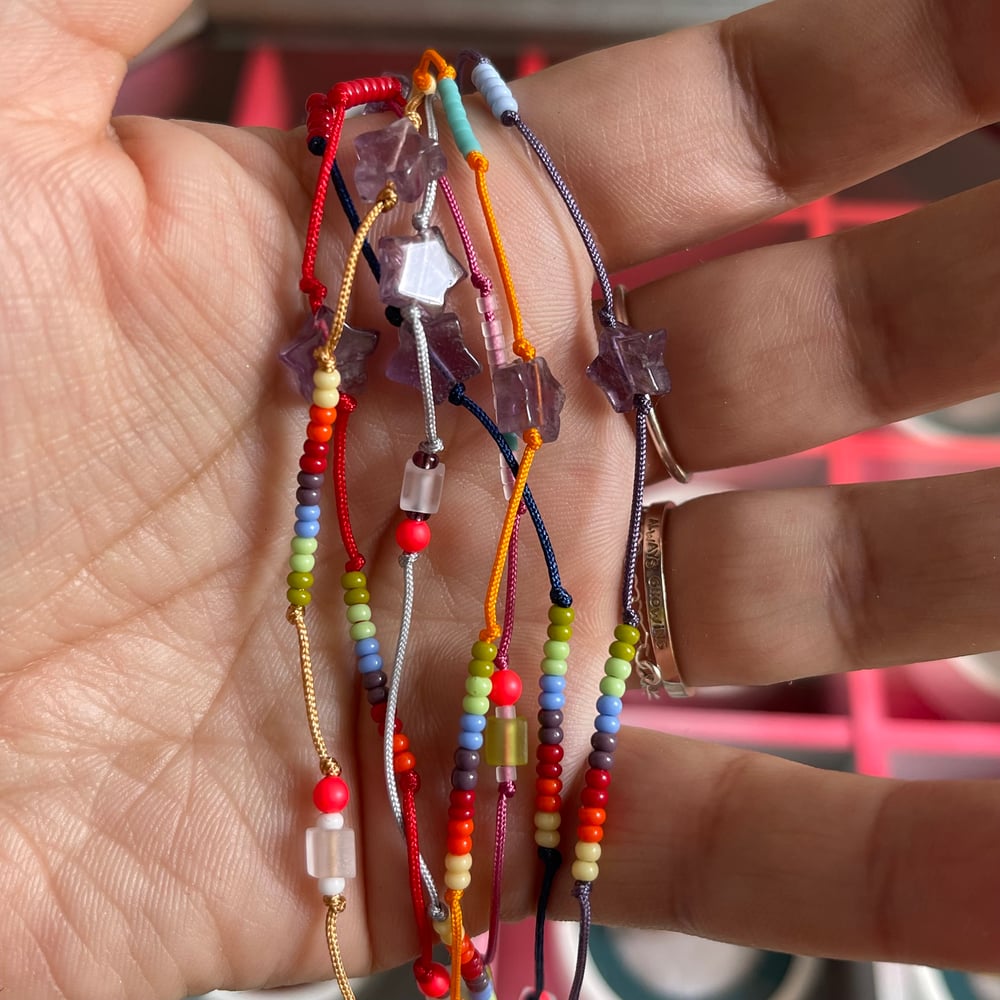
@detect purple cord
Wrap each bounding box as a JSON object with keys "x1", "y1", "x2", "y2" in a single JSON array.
[
  {"x1": 621, "y1": 396, "x2": 652, "y2": 627},
  {"x1": 566, "y1": 881, "x2": 593, "y2": 1000}
]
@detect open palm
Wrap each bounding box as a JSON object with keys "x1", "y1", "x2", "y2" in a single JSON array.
[{"x1": 4, "y1": 2, "x2": 1000, "y2": 998}]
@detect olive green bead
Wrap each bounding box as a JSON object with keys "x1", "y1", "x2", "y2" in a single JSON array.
[
  {"x1": 465, "y1": 675, "x2": 492, "y2": 698},
  {"x1": 343, "y1": 587, "x2": 370, "y2": 606},
  {"x1": 468, "y1": 658, "x2": 495, "y2": 678},
  {"x1": 287, "y1": 588, "x2": 312, "y2": 606},
  {"x1": 462, "y1": 695, "x2": 490, "y2": 716},
  {"x1": 289, "y1": 553, "x2": 316, "y2": 574},
  {"x1": 540, "y1": 657, "x2": 568, "y2": 676},
  {"x1": 471, "y1": 640, "x2": 497, "y2": 662},
  {"x1": 608, "y1": 640, "x2": 636, "y2": 662},
  {"x1": 349, "y1": 621, "x2": 377, "y2": 640},
  {"x1": 542, "y1": 639, "x2": 570, "y2": 661},
  {"x1": 287, "y1": 571, "x2": 314, "y2": 590},
  {"x1": 346, "y1": 603, "x2": 372, "y2": 623},
  {"x1": 546, "y1": 624, "x2": 573, "y2": 642},
  {"x1": 291, "y1": 536, "x2": 318, "y2": 555},
  {"x1": 600, "y1": 675, "x2": 627, "y2": 698},
  {"x1": 604, "y1": 657, "x2": 632, "y2": 680},
  {"x1": 548, "y1": 605, "x2": 575, "y2": 626},
  {"x1": 614, "y1": 623, "x2": 641, "y2": 645},
  {"x1": 341, "y1": 571, "x2": 367, "y2": 590}
]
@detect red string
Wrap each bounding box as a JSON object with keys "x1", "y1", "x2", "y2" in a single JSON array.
[
  {"x1": 332, "y1": 394, "x2": 364, "y2": 572},
  {"x1": 400, "y1": 773, "x2": 435, "y2": 970}
]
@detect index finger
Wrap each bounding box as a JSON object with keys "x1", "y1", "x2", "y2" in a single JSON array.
[{"x1": 512, "y1": 0, "x2": 1000, "y2": 268}]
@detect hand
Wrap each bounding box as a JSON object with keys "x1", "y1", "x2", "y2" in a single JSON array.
[{"x1": 3, "y1": 1, "x2": 1000, "y2": 997}]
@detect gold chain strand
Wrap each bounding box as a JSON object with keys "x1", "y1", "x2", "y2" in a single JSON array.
[
  {"x1": 317, "y1": 183, "x2": 399, "y2": 366},
  {"x1": 324, "y1": 894, "x2": 357, "y2": 1000},
  {"x1": 287, "y1": 605, "x2": 339, "y2": 777}
]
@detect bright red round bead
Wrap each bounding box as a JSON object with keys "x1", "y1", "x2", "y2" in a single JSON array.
[
  {"x1": 537, "y1": 743, "x2": 564, "y2": 764},
  {"x1": 581, "y1": 787, "x2": 609, "y2": 808},
  {"x1": 450, "y1": 789, "x2": 475, "y2": 808},
  {"x1": 393, "y1": 751, "x2": 416, "y2": 773},
  {"x1": 396, "y1": 518, "x2": 431, "y2": 553},
  {"x1": 414, "y1": 961, "x2": 450, "y2": 998},
  {"x1": 490, "y1": 669, "x2": 522, "y2": 706},
  {"x1": 584, "y1": 767, "x2": 611, "y2": 790},
  {"x1": 537, "y1": 763, "x2": 562, "y2": 779},
  {"x1": 313, "y1": 775, "x2": 349, "y2": 812},
  {"x1": 447, "y1": 836, "x2": 472, "y2": 856},
  {"x1": 299, "y1": 455, "x2": 327, "y2": 474}
]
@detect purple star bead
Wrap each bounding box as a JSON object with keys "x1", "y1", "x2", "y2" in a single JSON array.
[
  {"x1": 492, "y1": 356, "x2": 566, "y2": 443},
  {"x1": 585, "y1": 322, "x2": 670, "y2": 413},
  {"x1": 386, "y1": 312, "x2": 481, "y2": 403},
  {"x1": 378, "y1": 227, "x2": 466, "y2": 312},
  {"x1": 354, "y1": 117, "x2": 447, "y2": 204}
]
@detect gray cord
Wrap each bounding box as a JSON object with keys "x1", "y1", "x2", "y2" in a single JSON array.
[
  {"x1": 412, "y1": 94, "x2": 440, "y2": 233},
  {"x1": 404, "y1": 304, "x2": 444, "y2": 454}
]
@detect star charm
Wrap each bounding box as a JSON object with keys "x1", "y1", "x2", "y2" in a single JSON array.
[
  {"x1": 386, "y1": 312, "x2": 481, "y2": 403},
  {"x1": 492, "y1": 356, "x2": 566, "y2": 443},
  {"x1": 378, "y1": 227, "x2": 466, "y2": 311},
  {"x1": 354, "y1": 118, "x2": 447, "y2": 204},
  {"x1": 585, "y1": 322, "x2": 670, "y2": 413}
]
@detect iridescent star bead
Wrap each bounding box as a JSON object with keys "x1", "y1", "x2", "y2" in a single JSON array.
[
  {"x1": 385, "y1": 312, "x2": 481, "y2": 403},
  {"x1": 378, "y1": 227, "x2": 466, "y2": 312},
  {"x1": 585, "y1": 322, "x2": 670, "y2": 413},
  {"x1": 492, "y1": 357, "x2": 566, "y2": 443},
  {"x1": 354, "y1": 117, "x2": 447, "y2": 204}
]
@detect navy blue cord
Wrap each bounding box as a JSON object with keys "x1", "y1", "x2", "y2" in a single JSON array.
[
  {"x1": 449, "y1": 383, "x2": 571, "y2": 608},
  {"x1": 530, "y1": 847, "x2": 563, "y2": 999},
  {"x1": 331, "y1": 160, "x2": 381, "y2": 281}
]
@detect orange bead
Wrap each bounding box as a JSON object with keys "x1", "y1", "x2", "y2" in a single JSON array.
[
  {"x1": 393, "y1": 733, "x2": 410, "y2": 753},
  {"x1": 448, "y1": 837, "x2": 472, "y2": 856},
  {"x1": 579, "y1": 825, "x2": 604, "y2": 843},
  {"x1": 537, "y1": 778, "x2": 563, "y2": 796},
  {"x1": 306, "y1": 421, "x2": 333, "y2": 442},
  {"x1": 309, "y1": 404, "x2": 337, "y2": 425},
  {"x1": 393, "y1": 751, "x2": 416, "y2": 773},
  {"x1": 461, "y1": 938, "x2": 477, "y2": 964},
  {"x1": 578, "y1": 807, "x2": 606, "y2": 826},
  {"x1": 535, "y1": 794, "x2": 561, "y2": 813},
  {"x1": 452, "y1": 819, "x2": 474, "y2": 838}
]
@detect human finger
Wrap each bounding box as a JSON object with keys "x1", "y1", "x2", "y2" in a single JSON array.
[
  {"x1": 661, "y1": 468, "x2": 1000, "y2": 687},
  {"x1": 511, "y1": 0, "x2": 1000, "y2": 269}
]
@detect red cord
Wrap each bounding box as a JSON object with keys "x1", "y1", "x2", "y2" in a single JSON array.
[
  {"x1": 332, "y1": 394, "x2": 365, "y2": 572},
  {"x1": 400, "y1": 774, "x2": 435, "y2": 970}
]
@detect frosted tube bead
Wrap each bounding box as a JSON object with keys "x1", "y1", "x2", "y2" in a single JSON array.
[
  {"x1": 400, "y1": 459, "x2": 445, "y2": 515},
  {"x1": 305, "y1": 826, "x2": 356, "y2": 879},
  {"x1": 318, "y1": 812, "x2": 345, "y2": 831},
  {"x1": 484, "y1": 716, "x2": 528, "y2": 767},
  {"x1": 318, "y1": 877, "x2": 346, "y2": 896},
  {"x1": 496, "y1": 765, "x2": 518, "y2": 783}
]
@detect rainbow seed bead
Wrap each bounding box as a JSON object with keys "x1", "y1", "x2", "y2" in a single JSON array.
[
  {"x1": 571, "y1": 623, "x2": 635, "y2": 882},
  {"x1": 340, "y1": 571, "x2": 390, "y2": 708},
  {"x1": 534, "y1": 603, "x2": 573, "y2": 849}
]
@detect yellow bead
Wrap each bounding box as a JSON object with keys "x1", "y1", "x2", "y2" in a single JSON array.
[
  {"x1": 575, "y1": 841, "x2": 602, "y2": 863},
  {"x1": 571, "y1": 860, "x2": 599, "y2": 882},
  {"x1": 534, "y1": 811, "x2": 561, "y2": 831},
  {"x1": 484, "y1": 716, "x2": 528, "y2": 767},
  {"x1": 444, "y1": 869, "x2": 472, "y2": 891},
  {"x1": 534, "y1": 829, "x2": 561, "y2": 848},
  {"x1": 433, "y1": 918, "x2": 452, "y2": 945},
  {"x1": 445, "y1": 852, "x2": 473, "y2": 872},
  {"x1": 312, "y1": 388, "x2": 340, "y2": 409},
  {"x1": 313, "y1": 367, "x2": 342, "y2": 390}
]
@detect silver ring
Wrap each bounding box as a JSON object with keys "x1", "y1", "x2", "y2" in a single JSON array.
[
  {"x1": 635, "y1": 502, "x2": 689, "y2": 698},
  {"x1": 612, "y1": 285, "x2": 691, "y2": 484}
]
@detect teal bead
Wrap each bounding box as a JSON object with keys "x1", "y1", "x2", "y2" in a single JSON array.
[
  {"x1": 462, "y1": 694, "x2": 490, "y2": 716},
  {"x1": 291, "y1": 536, "x2": 318, "y2": 555},
  {"x1": 542, "y1": 639, "x2": 570, "y2": 661},
  {"x1": 465, "y1": 675, "x2": 492, "y2": 698},
  {"x1": 350, "y1": 621, "x2": 377, "y2": 640},
  {"x1": 600, "y1": 676, "x2": 627, "y2": 698},
  {"x1": 438, "y1": 76, "x2": 481, "y2": 158},
  {"x1": 604, "y1": 657, "x2": 631, "y2": 680},
  {"x1": 346, "y1": 603, "x2": 372, "y2": 623},
  {"x1": 540, "y1": 657, "x2": 568, "y2": 676},
  {"x1": 289, "y1": 553, "x2": 315, "y2": 574},
  {"x1": 471, "y1": 640, "x2": 497, "y2": 662}
]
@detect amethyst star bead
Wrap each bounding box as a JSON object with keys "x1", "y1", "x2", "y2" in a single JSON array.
[
  {"x1": 378, "y1": 227, "x2": 466, "y2": 312},
  {"x1": 385, "y1": 312, "x2": 481, "y2": 403},
  {"x1": 585, "y1": 322, "x2": 670, "y2": 413},
  {"x1": 492, "y1": 356, "x2": 566, "y2": 443},
  {"x1": 354, "y1": 118, "x2": 447, "y2": 204}
]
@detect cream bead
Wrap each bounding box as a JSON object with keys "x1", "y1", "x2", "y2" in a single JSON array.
[
  {"x1": 312, "y1": 388, "x2": 340, "y2": 409},
  {"x1": 571, "y1": 860, "x2": 599, "y2": 882},
  {"x1": 534, "y1": 830, "x2": 560, "y2": 849},
  {"x1": 433, "y1": 918, "x2": 453, "y2": 945},
  {"x1": 313, "y1": 367, "x2": 342, "y2": 390},
  {"x1": 444, "y1": 869, "x2": 472, "y2": 891},
  {"x1": 444, "y1": 852, "x2": 473, "y2": 872},
  {"x1": 534, "y1": 811, "x2": 561, "y2": 831},
  {"x1": 575, "y1": 841, "x2": 602, "y2": 863}
]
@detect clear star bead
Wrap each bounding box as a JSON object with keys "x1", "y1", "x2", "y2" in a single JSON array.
[
  {"x1": 378, "y1": 227, "x2": 466, "y2": 312},
  {"x1": 492, "y1": 356, "x2": 566, "y2": 443},
  {"x1": 385, "y1": 312, "x2": 481, "y2": 403},
  {"x1": 585, "y1": 322, "x2": 670, "y2": 413},
  {"x1": 354, "y1": 117, "x2": 447, "y2": 204}
]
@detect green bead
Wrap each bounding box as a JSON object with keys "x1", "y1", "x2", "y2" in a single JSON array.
[
  {"x1": 484, "y1": 715, "x2": 529, "y2": 767},
  {"x1": 341, "y1": 571, "x2": 367, "y2": 590},
  {"x1": 462, "y1": 694, "x2": 490, "y2": 716},
  {"x1": 287, "y1": 571, "x2": 314, "y2": 590},
  {"x1": 465, "y1": 675, "x2": 492, "y2": 698},
  {"x1": 502, "y1": 432, "x2": 520, "y2": 453},
  {"x1": 547, "y1": 624, "x2": 573, "y2": 642},
  {"x1": 540, "y1": 657, "x2": 568, "y2": 676},
  {"x1": 600, "y1": 675, "x2": 627, "y2": 698},
  {"x1": 343, "y1": 587, "x2": 370, "y2": 606},
  {"x1": 548, "y1": 605, "x2": 575, "y2": 626},
  {"x1": 291, "y1": 536, "x2": 318, "y2": 555},
  {"x1": 608, "y1": 641, "x2": 636, "y2": 662},
  {"x1": 289, "y1": 553, "x2": 315, "y2": 574},
  {"x1": 287, "y1": 588, "x2": 311, "y2": 606},
  {"x1": 349, "y1": 621, "x2": 377, "y2": 640},
  {"x1": 604, "y1": 657, "x2": 631, "y2": 680},
  {"x1": 471, "y1": 640, "x2": 497, "y2": 662},
  {"x1": 614, "y1": 623, "x2": 640, "y2": 645},
  {"x1": 542, "y1": 639, "x2": 570, "y2": 661},
  {"x1": 346, "y1": 603, "x2": 372, "y2": 623},
  {"x1": 468, "y1": 658, "x2": 495, "y2": 678}
]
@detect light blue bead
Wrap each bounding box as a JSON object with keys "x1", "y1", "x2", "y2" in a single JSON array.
[
  {"x1": 595, "y1": 694, "x2": 623, "y2": 717},
  {"x1": 539, "y1": 692, "x2": 565, "y2": 711},
  {"x1": 357, "y1": 653, "x2": 383, "y2": 674},
  {"x1": 459, "y1": 731, "x2": 484, "y2": 751},
  {"x1": 595, "y1": 713, "x2": 621, "y2": 734},
  {"x1": 354, "y1": 638, "x2": 379, "y2": 658},
  {"x1": 460, "y1": 712, "x2": 487, "y2": 733},
  {"x1": 294, "y1": 519, "x2": 320, "y2": 538},
  {"x1": 294, "y1": 504, "x2": 321, "y2": 522},
  {"x1": 539, "y1": 674, "x2": 566, "y2": 693},
  {"x1": 471, "y1": 60, "x2": 517, "y2": 120},
  {"x1": 469, "y1": 987, "x2": 494, "y2": 1000}
]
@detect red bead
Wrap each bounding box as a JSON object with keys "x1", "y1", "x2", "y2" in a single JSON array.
[
  {"x1": 450, "y1": 789, "x2": 475, "y2": 808},
  {"x1": 462, "y1": 955, "x2": 485, "y2": 980},
  {"x1": 306, "y1": 421, "x2": 333, "y2": 442},
  {"x1": 303, "y1": 439, "x2": 329, "y2": 457},
  {"x1": 413, "y1": 960, "x2": 450, "y2": 998},
  {"x1": 535, "y1": 794, "x2": 561, "y2": 813},
  {"x1": 370, "y1": 702, "x2": 387, "y2": 725},
  {"x1": 448, "y1": 836, "x2": 472, "y2": 856},
  {"x1": 396, "y1": 518, "x2": 431, "y2": 553},
  {"x1": 537, "y1": 763, "x2": 562, "y2": 779},
  {"x1": 313, "y1": 775, "x2": 349, "y2": 812},
  {"x1": 309, "y1": 405, "x2": 337, "y2": 426},
  {"x1": 579, "y1": 825, "x2": 604, "y2": 843},
  {"x1": 299, "y1": 455, "x2": 327, "y2": 474},
  {"x1": 584, "y1": 768, "x2": 611, "y2": 790},
  {"x1": 393, "y1": 733, "x2": 410, "y2": 753},
  {"x1": 451, "y1": 819, "x2": 474, "y2": 837},
  {"x1": 581, "y1": 787, "x2": 609, "y2": 808},
  {"x1": 448, "y1": 806, "x2": 474, "y2": 821},
  {"x1": 461, "y1": 936, "x2": 478, "y2": 964},
  {"x1": 537, "y1": 778, "x2": 563, "y2": 796},
  {"x1": 537, "y1": 743, "x2": 564, "y2": 764},
  {"x1": 579, "y1": 807, "x2": 606, "y2": 826},
  {"x1": 394, "y1": 751, "x2": 416, "y2": 773},
  {"x1": 489, "y1": 669, "x2": 522, "y2": 706}
]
